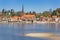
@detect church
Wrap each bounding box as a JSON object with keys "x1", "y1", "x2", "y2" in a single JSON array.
[{"x1": 20, "y1": 5, "x2": 36, "y2": 21}]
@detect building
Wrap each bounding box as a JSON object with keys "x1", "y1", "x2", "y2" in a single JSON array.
[
  {"x1": 40, "y1": 16, "x2": 47, "y2": 21},
  {"x1": 21, "y1": 14, "x2": 36, "y2": 21},
  {"x1": 8, "y1": 16, "x2": 19, "y2": 22}
]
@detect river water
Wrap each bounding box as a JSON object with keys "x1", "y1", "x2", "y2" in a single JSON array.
[{"x1": 0, "y1": 23, "x2": 60, "y2": 40}]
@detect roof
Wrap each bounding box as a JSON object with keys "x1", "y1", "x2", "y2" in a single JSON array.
[
  {"x1": 21, "y1": 14, "x2": 36, "y2": 19},
  {"x1": 10, "y1": 16, "x2": 20, "y2": 19}
]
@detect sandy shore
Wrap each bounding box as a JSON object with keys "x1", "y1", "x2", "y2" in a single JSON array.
[
  {"x1": 24, "y1": 33, "x2": 54, "y2": 38},
  {"x1": 24, "y1": 33, "x2": 60, "y2": 40}
]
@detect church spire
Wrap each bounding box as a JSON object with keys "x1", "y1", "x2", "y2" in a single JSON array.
[
  {"x1": 22, "y1": 4, "x2": 24, "y2": 13},
  {"x1": 21, "y1": 4, "x2": 24, "y2": 16}
]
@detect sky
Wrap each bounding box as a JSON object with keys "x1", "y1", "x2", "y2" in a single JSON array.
[{"x1": 0, "y1": 0, "x2": 60, "y2": 13}]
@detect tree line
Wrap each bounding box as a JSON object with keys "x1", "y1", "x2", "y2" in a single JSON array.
[{"x1": 1, "y1": 8, "x2": 60, "y2": 18}]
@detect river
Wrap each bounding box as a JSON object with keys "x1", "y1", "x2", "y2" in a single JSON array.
[{"x1": 0, "y1": 23, "x2": 60, "y2": 40}]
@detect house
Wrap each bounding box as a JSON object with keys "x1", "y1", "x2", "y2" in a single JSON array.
[
  {"x1": 2, "y1": 17, "x2": 8, "y2": 21},
  {"x1": 55, "y1": 17, "x2": 60, "y2": 22},
  {"x1": 0, "y1": 16, "x2": 3, "y2": 22},
  {"x1": 40, "y1": 16, "x2": 47, "y2": 21},
  {"x1": 47, "y1": 17, "x2": 53, "y2": 22},
  {"x1": 21, "y1": 14, "x2": 36, "y2": 21},
  {"x1": 52, "y1": 16, "x2": 57, "y2": 21},
  {"x1": 9, "y1": 16, "x2": 19, "y2": 22}
]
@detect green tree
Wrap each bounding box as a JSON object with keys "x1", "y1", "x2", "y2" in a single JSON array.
[
  {"x1": 10, "y1": 9, "x2": 15, "y2": 16},
  {"x1": 26, "y1": 12, "x2": 29, "y2": 15},
  {"x1": 43, "y1": 11, "x2": 51, "y2": 17},
  {"x1": 35, "y1": 13, "x2": 40, "y2": 18},
  {"x1": 56, "y1": 8, "x2": 60, "y2": 13},
  {"x1": 2, "y1": 9, "x2": 6, "y2": 16},
  {"x1": 16, "y1": 11, "x2": 21, "y2": 16},
  {"x1": 32, "y1": 11, "x2": 36, "y2": 15},
  {"x1": 6, "y1": 10, "x2": 11, "y2": 17},
  {"x1": 56, "y1": 8, "x2": 60, "y2": 16},
  {"x1": 2, "y1": 9, "x2": 5, "y2": 13},
  {"x1": 29, "y1": 11, "x2": 32, "y2": 14},
  {"x1": 52, "y1": 10, "x2": 57, "y2": 16}
]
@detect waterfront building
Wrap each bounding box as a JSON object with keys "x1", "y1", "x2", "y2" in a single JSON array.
[
  {"x1": 55, "y1": 17, "x2": 60, "y2": 22},
  {"x1": 40, "y1": 16, "x2": 47, "y2": 21},
  {"x1": 52, "y1": 16, "x2": 57, "y2": 22},
  {"x1": 47, "y1": 17, "x2": 53, "y2": 22},
  {"x1": 0, "y1": 16, "x2": 3, "y2": 22},
  {"x1": 21, "y1": 14, "x2": 36, "y2": 21},
  {"x1": 8, "y1": 16, "x2": 19, "y2": 22}
]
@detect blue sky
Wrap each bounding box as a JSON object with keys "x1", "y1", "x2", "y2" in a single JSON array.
[{"x1": 0, "y1": 0, "x2": 60, "y2": 13}]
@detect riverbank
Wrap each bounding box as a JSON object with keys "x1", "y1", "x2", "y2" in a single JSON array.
[
  {"x1": 0, "y1": 21, "x2": 60, "y2": 24},
  {"x1": 0, "y1": 21, "x2": 59, "y2": 24},
  {"x1": 34, "y1": 21, "x2": 57, "y2": 24}
]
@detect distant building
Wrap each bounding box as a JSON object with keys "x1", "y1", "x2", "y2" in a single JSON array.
[{"x1": 21, "y1": 14, "x2": 36, "y2": 21}]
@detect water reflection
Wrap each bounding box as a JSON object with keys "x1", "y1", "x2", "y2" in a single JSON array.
[{"x1": 0, "y1": 23, "x2": 60, "y2": 40}]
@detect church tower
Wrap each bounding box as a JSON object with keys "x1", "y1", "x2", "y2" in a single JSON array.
[
  {"x1": 22, "y1": 5, "x2": 24, "y2": 13},
  {"x1": 21, "y1": 5, "x2": 24, "y2": 16}
]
